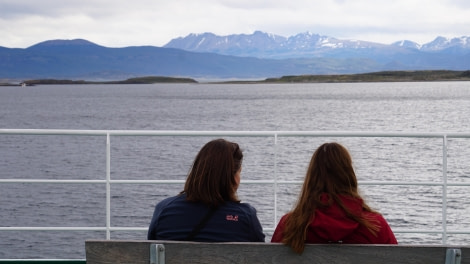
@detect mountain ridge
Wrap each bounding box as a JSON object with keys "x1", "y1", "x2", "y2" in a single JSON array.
[
  {"x1": 164, "y1": 31, "x2": 470, "y2": 59},
  {"x1": 1, "y1": 31, "x2": 469, "y2": 80}
]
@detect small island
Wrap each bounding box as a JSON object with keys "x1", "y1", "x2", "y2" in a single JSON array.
[{"x1": 0, "y1": 76, "x2": 198, "y2": 86}]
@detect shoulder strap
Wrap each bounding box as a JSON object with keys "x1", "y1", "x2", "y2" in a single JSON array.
[{"x1": 185, "y1": 206, "x2": 217, "y2": 241}]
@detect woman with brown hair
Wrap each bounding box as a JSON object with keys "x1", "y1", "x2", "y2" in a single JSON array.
[
  {"x1": 148, "y1": 138, "x2": 265, "y2": 242},
  {"x1": 271, "y1": 142, "x2": 397, "y2": 253}
]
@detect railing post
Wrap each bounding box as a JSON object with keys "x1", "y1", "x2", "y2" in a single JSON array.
[
  {"x1": 442, "y1": 135, "x2": 448, "y2": 244},
  {"x1": 150, "y1": 244, "x2": 166, "y2": 264},
  {"x1": 106, "y1": 133, "x2": 111, "y2": 240},
  {"x1": 274, "y1": 133, "x2": 278, "y2": 227},
  {"x1": 445, "y1": 248, "x2": 462, "y2": 264}
]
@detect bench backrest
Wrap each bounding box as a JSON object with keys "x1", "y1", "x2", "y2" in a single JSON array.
[{"x1": 85, "y1": 240, "x2": 468, "y2": 264}]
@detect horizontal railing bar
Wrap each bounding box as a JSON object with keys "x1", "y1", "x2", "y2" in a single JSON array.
[
  {"x1": 3, "y1": 226, "x2": 469, "y2": 235},
  {"x1": 0, "y1": 227, "x2": 150, "y2": 232},
  {"x1": 387, "y1": 229, "x2": 470, "y2": 234},
  {"x1": 0, "y1": 227, "x2": 107, "y2": 231},
  {"x1": 0, "y1": 179, "x2": 184, "y2": 184},
  {"x1": 358, "y1": 181, "x2": 470, "y2": 186},
  {"x1": 274, "y1": 131, "x2": 470, "y2": 138},
  {"x1": 0, "y1": 259, "x2": 86, "y2": 262},
  {"x1": 102, "y1": 180, "x2": 184, "y2": 184},
  {"x1": 0, "y1": 179, "x2": 108, "y2": 184},
  {"x1": 106, "y1": 228, "x2": 470, "y2": 235},
  {"x1": 0, "y1": 129, "x2": 110, "y2": 136},
  {"x1": 2, "y1": 129, "x2": 470, "y2": 138},
  {"x1": 1, "y1": 179, "x2": 469, "y2": 186}
]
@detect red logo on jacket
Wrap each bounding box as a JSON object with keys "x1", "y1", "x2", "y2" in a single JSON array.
[{"x1": 226, "y1": 215, "x2": 239, "y2": 221}]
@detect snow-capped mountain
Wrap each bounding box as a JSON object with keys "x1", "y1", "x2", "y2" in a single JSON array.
[
  {"x1": 164, "y1": 31, "x2": 388, "y2": 58},
  {"x1": 165, "y1": 31, "x2": 287, "y2": 58},
  {"x1": 164, "y1": 31, "x2": 470, "y2": 59},
  {"x1": 421, "y1": 36, "x2": 470, "y2": 52},
  {"x1": 391, "y1": 40, "x2": 421, "y2": 50}
]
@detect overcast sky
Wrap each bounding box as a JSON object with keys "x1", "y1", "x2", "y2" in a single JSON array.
[{"x1": 1, "y1": 0, "x2": 469, "y2": 48}]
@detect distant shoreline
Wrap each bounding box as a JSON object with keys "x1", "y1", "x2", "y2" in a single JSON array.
[
  {"x1": 1, "y1": 70, "x2": 470, "y2": 86},
  {"x1": 237, "y1": 70, "x2": 470, "y2": 84}
]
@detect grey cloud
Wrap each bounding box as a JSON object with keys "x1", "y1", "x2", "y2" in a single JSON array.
[{"x1": 446, "y1": 0, "x2": 470, "y2": 8}]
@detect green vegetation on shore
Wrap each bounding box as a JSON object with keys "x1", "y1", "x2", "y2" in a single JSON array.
[
  {"x1": 25, "y1": 76, "x2": 198, "y2": 85},
  {"x1": 262, "y1": 70, "x2": 470, "y2": 83},
  {"x1": 0, "y1": 76, "x2": 197, "y2": 86}
]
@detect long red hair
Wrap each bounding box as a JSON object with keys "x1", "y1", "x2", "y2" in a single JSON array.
[{"x1": 282, "y1": 142, "x2": 379, "y2": 253}]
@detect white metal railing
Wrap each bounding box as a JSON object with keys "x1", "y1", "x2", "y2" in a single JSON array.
[{"x1": 1, "y1": 129, "x2": 470, "y2": 245}]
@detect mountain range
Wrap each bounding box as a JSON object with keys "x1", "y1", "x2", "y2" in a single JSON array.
[
  {"x1": 165, "y1": 31, "x2": 470, "y2": 59},
  {"x1": 1, "y1": 31, "x2": 469, "y2": 81}
]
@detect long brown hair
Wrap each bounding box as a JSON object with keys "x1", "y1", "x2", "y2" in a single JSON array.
[
  {"x1": 282, "y1": 142, "x2": 379, "y2": 253},
  {"x1": 182, "y1": 138, "x2": 242, "y2": 207}
]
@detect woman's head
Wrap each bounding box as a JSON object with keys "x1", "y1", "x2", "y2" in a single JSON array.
[
  {"x1": 183, "y1": 138, "x2": 243, "y2": 206},
  {"x1": 304, "y1": 142, "x2": 358, "y2": 197}
]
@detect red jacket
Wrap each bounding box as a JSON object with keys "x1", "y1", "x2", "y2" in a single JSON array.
[{"x1": 271, "y1": 194, "x2": 397, "y2": 244}]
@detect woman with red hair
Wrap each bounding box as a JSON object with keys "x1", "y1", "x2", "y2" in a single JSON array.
[{"x1": 271, "y1": 142, "x2": 397, "y2": 253}]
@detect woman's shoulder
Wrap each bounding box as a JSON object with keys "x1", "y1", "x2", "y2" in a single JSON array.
[
  {"x1": 156, "y1": 194, "x2": 186, "y2": 208},
  {"x1": 225, "y1": 201, "x2": 259, "y2": 215},
  {"x1": 365, "y1": 211, "x2": 398, "y2": 244}
]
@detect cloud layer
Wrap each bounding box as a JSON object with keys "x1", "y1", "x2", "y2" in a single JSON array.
[{"x1": 1, "y1": 0, "x2": 469, "y2": 48}]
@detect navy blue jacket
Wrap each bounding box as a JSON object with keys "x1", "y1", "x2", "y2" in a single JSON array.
[{"x1": 147, "y1": 193, "x2": 265, "y2": 242}]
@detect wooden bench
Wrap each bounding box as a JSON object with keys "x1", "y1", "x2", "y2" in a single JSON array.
[{"x1": 85, "y1": 240, "x2": 468, "y2": 264}]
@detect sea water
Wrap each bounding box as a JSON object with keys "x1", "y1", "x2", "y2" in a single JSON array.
[{"x1": 1, "y1": 82, "x2": 470, "y2": 258}]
